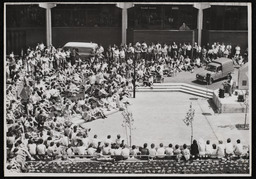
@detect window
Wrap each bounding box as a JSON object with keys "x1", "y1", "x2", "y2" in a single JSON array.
[
  {"x1": 52, "y1": 4, "x2": 121, "y2": 27},
  {"x1": 203, "y1": 6, "x2": 248, "y2": 30},
  {"x1": 6, "y1": 5, "x2": 46, "y2": 28},
  {"x1": 128, "y1": 5, "x2": 197, "y2": 30},
  {"x1": 242, "y1": 80, "x2": 247, "y2": 86}
]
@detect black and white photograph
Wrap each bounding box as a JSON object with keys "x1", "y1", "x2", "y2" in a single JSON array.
[{"x1": 3, "y1": 1, "x2": 252, "y2": 176}]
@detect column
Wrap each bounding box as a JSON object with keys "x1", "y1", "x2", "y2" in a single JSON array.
[
  {"x1": 193, "y1": 3, "x2": 211, "y2": 46},
  {"x1": 117, "y1": 3, "x2": 134, "y2": 45},
  {"x1": 122, "y1": 8, "x2": 128, "y2": 45},
  {"x1": 39, "y1": 3, "x2": 56, "y2": 47},
  {"x1": 197, "y1": 8, "x2": 203, "y2": 46}
]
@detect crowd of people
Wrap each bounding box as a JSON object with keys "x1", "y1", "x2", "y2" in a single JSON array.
[{"x1": 5, "y1": 41, "x2": 248, "y2": 173}]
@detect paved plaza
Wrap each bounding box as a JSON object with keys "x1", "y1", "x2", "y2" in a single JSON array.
[{"x1": 81, "y1": 92, "x2": 250, "y2": 147}]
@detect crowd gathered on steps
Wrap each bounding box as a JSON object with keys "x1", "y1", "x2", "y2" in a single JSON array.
[{"x1": 6, "y1": 41, "x2": 248, "y2": 173}]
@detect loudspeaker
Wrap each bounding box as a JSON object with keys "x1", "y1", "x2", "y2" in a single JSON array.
[
  {"x1": 237, "y1": 95, "x2": 244, "y2": 102},
  {"x1": 219, "y1": 88, "x2": 225, "y2": 98}
]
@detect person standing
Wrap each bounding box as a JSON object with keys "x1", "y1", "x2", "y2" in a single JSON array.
[{"x1": 186, "y1": 42, "x2": 192, "y2": 59}]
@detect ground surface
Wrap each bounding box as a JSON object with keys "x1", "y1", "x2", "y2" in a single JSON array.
[{"x1": 82, "y1": 92, "x2": 250, "y2": 147}]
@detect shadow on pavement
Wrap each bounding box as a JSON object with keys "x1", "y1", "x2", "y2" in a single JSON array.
[
  {"x1": 191, "y1": 80, "x2": 206, "y2": 85},
  {"x1": 207, "y1": 99, "x2": 219, "y2": 113}
]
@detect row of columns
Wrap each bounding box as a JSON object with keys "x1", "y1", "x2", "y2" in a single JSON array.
[{"x1": 41, "y1": 3, "x2": 254, "y2": 47}]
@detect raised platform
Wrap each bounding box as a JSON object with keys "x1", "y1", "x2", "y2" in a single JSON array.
[
  {"x1": 212, "y1": 89, "x2": 247, "y2": 113},
  {"x1": 135, "y1": 83, "x2": 214, "y2": 99}
]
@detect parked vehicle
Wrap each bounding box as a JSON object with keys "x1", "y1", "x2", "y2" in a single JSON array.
[
  {"x1": 196, "y1": 58, "x2": 234, "y2": 84},
  {"x1": 63, "y1": 42, "x2": 98, "y2": 60}
]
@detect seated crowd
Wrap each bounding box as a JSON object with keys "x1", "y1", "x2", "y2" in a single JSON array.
[
  {"x1": 6, "y1": 128, "x2": 249, "y2": 172},
  {"x1": 5, "y1": 41, "x2": 248, "y2": 172}
]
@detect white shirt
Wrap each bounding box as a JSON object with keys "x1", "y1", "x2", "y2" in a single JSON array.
[
  {"x1": 165, "y1": 147, "x2": 174, "y2": 156},
  {"x1": 28, "y1": 144, "x2": 37, "y2": 155},
  {"x1": 156, "y1": 147, "x2": 165, "y2": 158},
  {"x1": 114, "y1": 148, "x2": 122, "y2": 155},
  {"x1": 225, "y1": 143, "x2": 234, "y2": 154},
  {"x1": 121, "y1": 148, "x2": 130, "y2": 158}
]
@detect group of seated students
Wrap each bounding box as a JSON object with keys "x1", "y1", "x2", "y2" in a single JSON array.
[
  {"x1": 7, "y1": 127, "x2": 249, "y2": 170},
  {"x1": 5, "y1": 41, "x2": 248, "y2": 173}
]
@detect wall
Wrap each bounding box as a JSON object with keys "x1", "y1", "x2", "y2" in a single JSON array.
[
  {"x1": 52, "y1": 27, "x2": 122, "y2": 49},
  {"x1": 202, "y1": 30, "x2": 248, "y2": 53},
  {"x1": 6, "y1": 28, "x2": 46, "y2": 55},
  {"x1": 129, "y1": 30, "x2": 196, "y2": 45},
  {"x1": 6, "y1": 27, "x2": 122, "y2": 54}
]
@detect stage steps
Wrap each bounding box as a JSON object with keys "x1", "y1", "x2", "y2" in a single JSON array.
[{"x1": 135, "y1": 83, "x2": 214, "y2": 99}]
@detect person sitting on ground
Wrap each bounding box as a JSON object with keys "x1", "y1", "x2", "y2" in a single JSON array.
[
  {"x1": 109, "y1": 143, "x2": 117, "y2": 157},
  {"x1": 198, "y1": 138, "x2": 206, "y2": 158},
  {"x1": 216, "y1": 140, "x2": 226, "y2": 159},
  {"x1": 184, "y1": 56, "x2": 192, "y2": 71},
  {"x1": 234, "y1": 139, "x2": 244, "y2": 158},
  {"x1": 46, "y1": 142, "x2": 56, "y2": 160},
  {"x1": 87, "y1": 143, "x2": 96, "y2": 156},
  {"x1": 76, "y1": 140, "x2": 87, "y2": 157},
  {"x1": 115, "y1": 134, "x2": 122, "y2": 147},
  {"x1": 148, "y1": 143, "x2": 157, "y2": 159},
  {"x1": 205, "y1": 140, "x2": 213, "y2": 158},
  {"x1": 225, "y1": 138, "x2": 234, "y2": 160},
  {"x1": 12, "y1": 146, "x2": 33, "y2": 172},
  {"x1": 54, "y1": 142, "x2": 62, "y2": 159},
  {"x1": 121, "y1": 144, "x2": 130, "y2": 160},
  {"x1": 156, "y1": 143, "x2": 165, "y2": 159},
  {"x1": 104, "y1": 135, "x2": 113, "y2": 146},
  {"x1": 182, "y1": 144, "x2": 190, "y2": 161},
  {"x1": 66, "y1": 144, "x2": 74, "y2": 158},
  {"x1": 190, "y1": 139, "x2": 199, "y2": 159},
  {"x1": 36, "y1": 138, "x2": 46, "y2": 160},
  {"x1": 91, "y1": 135, "x2": 100, "y2": 149},
  {"x1": 27, "y1": 139, "x2": 37, "y2": 160},
  {"x1": 173, "y1": 144, "x2": 182, "y2": 162},
  {"x1": 60, "y1": 132, "x2": 69, "y2": 147},
  {"x1": 130, "y1": 145, "x2": 139, "y2": 158},
  {"x1": 102, "y1": 143, "x2": 111, "y2": 156},
  {"x1": 211, "y1": 143, "x2": 218, "y2": 158},
  {"x1": 140, "y1": 143, "x2": 149, "y2": 160},
  {"x1": 165, "y1": 143, "x2": 174, "y2": 159}
]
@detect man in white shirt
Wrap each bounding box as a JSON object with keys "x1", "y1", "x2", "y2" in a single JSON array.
[
  {"x1": 165, "y1": 143, "x2": 174, "y2": 157},
  {"x1": 234, "y1": 139, "x2": 244, "y2": 157},
  {"x1": 156, "y1": 143, "x2": 165, "y2": 159},
  {"x1": 92, "y1": 135, "x2": 100, "y2": 148},
  {"x1": 121, "y1": 145, "x2": 130, "y2": 160}
]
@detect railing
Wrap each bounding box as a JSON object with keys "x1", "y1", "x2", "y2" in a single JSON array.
[{"x1": 26, "y1": 153, "x2": 249, "y2": 162}]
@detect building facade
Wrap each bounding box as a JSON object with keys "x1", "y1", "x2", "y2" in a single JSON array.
[{"x1": 5, "y1": 2, "x2": 249, "y2": 55}]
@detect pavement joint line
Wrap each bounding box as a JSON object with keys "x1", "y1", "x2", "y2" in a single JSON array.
[{"x1": 195, "y1": 100, "x2": 219, "y2": 141}]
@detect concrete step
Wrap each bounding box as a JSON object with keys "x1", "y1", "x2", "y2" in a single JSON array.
[
  {"x1": 136, "y1": 88, "x2": 211, "y2": 98},
  {"x1": 180, "y1": 86, "x2": 213, "y2": 96},
  {"x1": 153, "y1": 83, "x2": 213, "y2": 93},
  {"x1": 135, "y1": 83, "x2": 213, "y2": 98}
]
